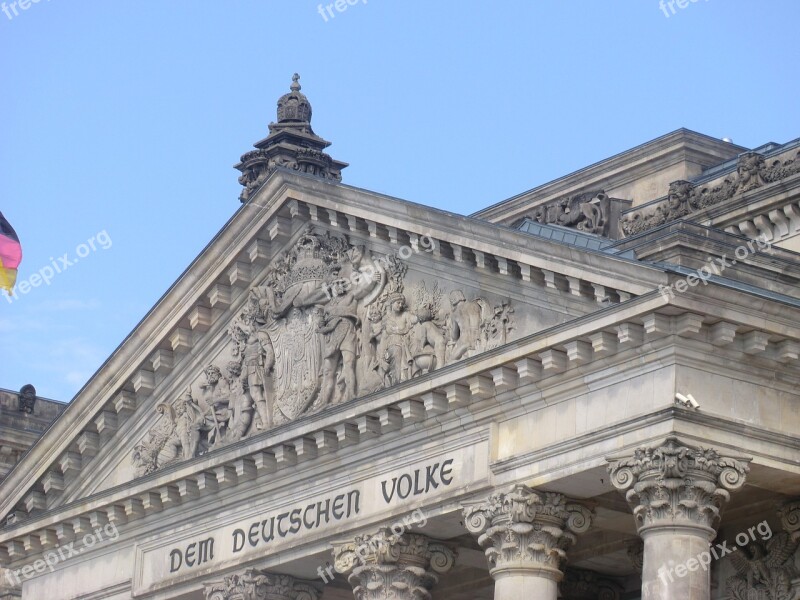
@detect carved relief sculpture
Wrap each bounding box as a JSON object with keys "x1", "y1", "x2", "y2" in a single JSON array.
[
  {"x1": 133, "y1": 229, "x2": 514, "y2": 476},
  {"x1": 525, "y1": 191, "x2": 614, "y2": 236},
  {"x1": 725, "y1": 500, "x2": 800, "y2": 600},
  {"x1": 620, "y1": 149, "x2": 800, "y2": 236}
]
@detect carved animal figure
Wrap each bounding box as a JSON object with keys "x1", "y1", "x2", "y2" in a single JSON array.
[{"x1": 727, "y1": 532, "x2": 799, "y2": 600}]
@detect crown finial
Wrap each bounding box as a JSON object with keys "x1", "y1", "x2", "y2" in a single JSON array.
[{"x1": 291, "y1": 73, "x2": 301, "y2": 92}]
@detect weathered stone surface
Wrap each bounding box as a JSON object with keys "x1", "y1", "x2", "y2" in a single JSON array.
[
  {"x1": 333, "y1": 529, "x2": 455, "y2": 600},
  {"x1": 462, "y1": 485, "x2": 593, "y2": 599},
  {"x1": 132, "y1": 230, "x2": 514, "y2": 476},
  {"x1": 235, "y1": 74, "x2": 348, "y2": 202},
  {"x1": 203, "y1": 569, "x2": 320, "y2": 600}
]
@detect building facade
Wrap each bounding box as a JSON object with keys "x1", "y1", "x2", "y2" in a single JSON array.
[
  {"x1": 0, "y1": 387, "x2": 66, "y2": 486},
  {"x1": 1, "y1": 76, "x2": 799, "y2": 600}
]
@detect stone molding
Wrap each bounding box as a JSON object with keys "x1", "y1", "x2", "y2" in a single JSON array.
[
  {"x1": 6, "y1": 301, "x2": 800, "y2": 564},
  {"x1": 607, "y1": 437, "x2": 750, "y2": 534},
  {"x1": 332, "y1": 529, "x2": 455, "y2": 600},
  {"x1": 462, "y1": 484, "x2": 593, "y2": 581},
  {"x1": 202, "y1": 569, "x2": 320, "y2": 600}
]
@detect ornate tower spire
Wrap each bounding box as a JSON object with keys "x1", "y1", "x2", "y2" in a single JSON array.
[{"x1": 235, "y1": 74, "x2": 348, "y2": 202}]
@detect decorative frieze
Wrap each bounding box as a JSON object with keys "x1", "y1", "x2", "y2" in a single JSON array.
[
  {"x1": 620, "y1": 149, "x2": 800, "y2": 237},
  {"x1": 332, "y1": 529, "x2": 455, "y2": 600},
  {"x1": 607, "y1": 437, "x2": 750, "y2": 533}
]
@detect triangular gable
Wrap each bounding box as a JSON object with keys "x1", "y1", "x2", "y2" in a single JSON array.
[{"x1": 0, "y1": 169, "x2": 668, "y2": 521}]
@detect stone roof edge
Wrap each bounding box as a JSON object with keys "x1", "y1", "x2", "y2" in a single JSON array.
[{"x1": 471, "y1": 129, "x2": 747, "y2": 222}]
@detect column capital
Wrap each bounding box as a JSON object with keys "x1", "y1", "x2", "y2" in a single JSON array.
[
  {"x1": 461, "y1": 484, "x2": 593, "y2": 581},
  {"x1": 607, "y1": 437, "x2": 750, "y2": 535},
  {"x1": 332, "y1": 528, "x2": 456, "y2": 600},
  {"x1": 203, "y1": 569, "x2": 320, "y2": 600}
]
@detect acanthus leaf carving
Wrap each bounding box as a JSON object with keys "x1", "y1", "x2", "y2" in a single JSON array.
[
  {"x1": 606, "y1": 437, "x2": 750, "y2": 532},
  {"x1": 332, "y1": 529, "x2": 455, "y2": 600},
  {"x1": 202, "y1": 569, "x2": 320, "y2": 600},
  {"x1": 461, "y1": 485, "x2": 593, "y2": 579}
]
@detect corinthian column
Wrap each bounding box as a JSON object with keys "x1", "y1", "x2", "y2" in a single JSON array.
[
  {"x1": 461, "y1": 484, "x2": 594, "y2": 600},
  {"x1": 202, "y1": 569, "x2": 320, "y2": 600},
  {"x1": 332, "y1": 528, "x2": 456, "y2": 600},
  {"x1": 607, "y1": 437, "x2": 750, "y2": 600}
]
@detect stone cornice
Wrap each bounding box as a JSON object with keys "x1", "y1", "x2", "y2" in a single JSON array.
[
  {"x1": 281, "y1": 170, "x2": 667, "y2": 294},
  {"x1": 0, "y1": 176, "x2": 297, "y2": 523},
  {"x1": 473, "y1": 129, "x2": 746, "y2": 224},
  {"x1": 5, "y1": 176, "x2": 800, "y2": 564},
  {"x1": 4, "y1": 284, "x2": 800, "y2": 563},
  {"x1": 490, "y1": 403, "x2": 800, "y2": 492}
]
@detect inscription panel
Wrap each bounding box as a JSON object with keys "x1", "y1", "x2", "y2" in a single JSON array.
[{"x1": 133, "y1": 441, "x2": 489, "y2": 594}]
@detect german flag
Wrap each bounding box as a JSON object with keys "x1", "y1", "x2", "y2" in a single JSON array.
[{"x1": 0, "y1": 212, "x2": 22, "y2": 292}]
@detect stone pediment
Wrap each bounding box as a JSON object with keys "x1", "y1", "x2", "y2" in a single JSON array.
[{"x1": 0, "y1": 169, "x2": 668, "y2": 524}]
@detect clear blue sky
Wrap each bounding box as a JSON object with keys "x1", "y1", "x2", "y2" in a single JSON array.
[{"x1": 2, "y1": 0, "x2": 799, "y2": 402}]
